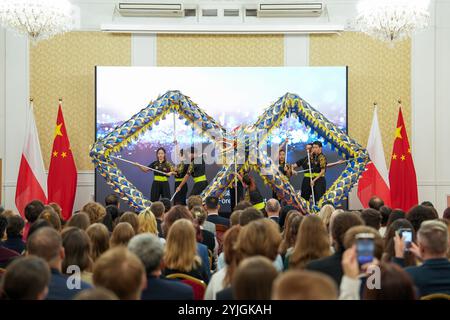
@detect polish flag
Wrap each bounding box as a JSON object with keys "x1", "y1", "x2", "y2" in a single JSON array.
[
  {"x1": 357, "y1": 106, "x2": 391, "y2": 208},
  {"x1": 15, "y1": 102, "x2": 47, "y2": 216}
]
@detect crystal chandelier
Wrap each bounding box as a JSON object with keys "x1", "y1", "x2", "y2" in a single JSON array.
[
  {"x1": 0, "y1": 0, "x2": 74, "y2": 43},
  {"x1": 356, "y1": 0, "x2": 430, "y2": 43}
]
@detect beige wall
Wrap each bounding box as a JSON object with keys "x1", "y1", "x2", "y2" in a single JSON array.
[{"x1": 30, "y1": 32, "x2": 410, "y2": 170}]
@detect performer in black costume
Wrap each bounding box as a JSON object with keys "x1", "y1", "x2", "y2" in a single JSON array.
[
  {"x1": 176, "y1": 146, "x2": 208, "y2": 197},
  {"x1": 309, "y1": 141, "x2": 327, "y2": 202},
  {"x1": 291, "y1": 143, "x2": 314, "y2": 201},
  {"x1": 139, "y1": 147, "x2": 175, "y2": 202},
  {"x1": 272, "y1": 140, "x2": 292, "y2": 200},
  {"x1": 173, "y1": 147, "x2": 189, "y2": 205}
]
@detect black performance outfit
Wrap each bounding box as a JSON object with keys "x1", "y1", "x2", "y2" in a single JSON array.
[
  {"x1": 272, "y1": 159, "x2": 290, "y2": 200},
  {"x1": 188, "y1": 156, "x2": 208, "y2": 196},
  {"x1": 310, "y1": 153, "x2": 327, "y2": 202},
  {"x1": 173, "y1": 162, "x2": 189, "y2": 205},
  {"x1": 148, "y1": 160, "x2": 173, "y2": 202},
  {"x1": 296, "y1": 155, "x2": 313, "y2": 201}
]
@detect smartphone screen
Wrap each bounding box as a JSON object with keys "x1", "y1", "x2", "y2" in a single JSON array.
[
  {"x1": 402, "y1": 230, "x2": 412, "y2": 248},
  {"x1": 356, "y1": 238, "x2": 374, "y2": 265}
]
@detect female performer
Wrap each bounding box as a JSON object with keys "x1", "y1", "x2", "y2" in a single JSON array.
[
  {"x1": 138, "y1": 147, "x2": 175, "y2": 202},
  {"x1": 176, "y1": 146, "x2": 208, "y2": 197},
  {"x1": 173, "y1": 147, "x2": 190, "y2": 205}
]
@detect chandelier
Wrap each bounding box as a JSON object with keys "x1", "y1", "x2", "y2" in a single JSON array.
[
  {"x1": 356, "y1": 0, "x2": 430, "y2": 43},
  {"x1": 0, "y1": 0, "x2": 74, "y2": 43}
]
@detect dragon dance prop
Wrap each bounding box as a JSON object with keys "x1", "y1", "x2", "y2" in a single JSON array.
[{"x1": 90, "y1": 91, "x2": 369, "y2": 213}]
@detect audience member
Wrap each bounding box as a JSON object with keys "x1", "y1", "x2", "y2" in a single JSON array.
[
  {"x1": 23, "y1": 200, "x2": 45, "y2": 240},
  {"x1": 86, "y1": 223, "x2": 110, "y2": 262},
  {"x1": 27, "y1": 219, "x2": 52, "y2": 239},
  {"x1": 361, "y1": 209, "x2": 382, "y2": 231},
  {"x1": 105, "y1": 194, "x2": 120, "y2": 208},
  {"x1": 443, "y1": 207, "x2": 450, "y2": 221},
  {"x1": 280, "y1": 215, "x2": 303, "y2": 261},
  {"x1": 318, "y1": 204, "x2": 335, "y2": 231},
  {"x1": 289, "y1": 215, "x2": 331, "y2": 269},
  {"x1": 150, "y1": 201, "x2": 166, "y2": 237},
  {"x1": 27, "y1": 227, "x2": 90, "y2": 299},
  {"x1": 128, "y1": 233, "x2": 194, "y2": 300},
  {"x1": 205, "y1": 196, "x2": 229, "y2": 227},
  {"x1": 61, "y1": 227, "x2": 93, "y2": 285},
  {"x1": 279, "y1": 210, "x2": 302, "y2": 257},
  {"x1": 382, "y1": 219, "x2": 417, "y2": 267},
  {"x1": 160, "y1": 198, "x2": 172, "y2": 213},
  {"x1": 239, "y1": 207, "x2": 263, "y2": 226},
  {"x1": 82, "y1": 202, "x2": 106, "y2": 224},
  {"x1": 265, "y1": 199, "x2": 281, "y2": 225},
  {"x1": 368, "y1": 196, "x2": 384, "y2": 211},
  {"x1": 344, "y1": 226, "x2": 384, "y2": 261},
  {"x1": 272, "y1": 270, "x2": 338, "y2": 300},
  {"x1": 232, "y1": 256, "x2": 278, "y2": 300},
  {"x1": 0, "y1": 216, "x2": 19, "y2": 268},
  {"x1": 191, "y1": 205, "x2": 216, "y2": 254},
  {"x1": 118, "y1": 212, "x2": 140, "y2": 234},
  {"x1": 66, "y1": 212, "x2": 90, "y2": 231},
  {"x1": 233, "y1": 200, "x2": 253, "y2": 211},
  {"x1": 279, "y1": 205, "x2": 295, "y2": 229},
  {"x1": 407, "y1": 205, "x2": 438, "y2": 232},
  {"x1": 187, "y1": 195, "x2": 203, "y2": 210},
  {"x1": 386, "y1": 209, "x2": 406, "y2": 228},
  {"x1": 105, "y1": 205, "x2": 120, "y2": 229},
  {"x1": 110, "y1": 222, "x2": 135, "y2": 248},
  {"x1": 74, "y1": 288, "x2": 118, "y2": 300},
  {"x1": 2, "y1": 215, "x2": 26, "y2": 254},
  {"x1": 191, "y1": 205, "x2": 216, "y2": 235},
  {"x1": 0, "y1": 256, "x2": 50, "y2": 300},
  {"x1": 38, "y1": 207, "x2": 61, "y2": 231},
  {"x1": 229, "y1": 210, "x2": 242, "y2": 227},
  {"x1": 138, "y1": 208, "x2": 159, "y2": 235},
  {"x1": 93, "y1": 247, "x2": 146, "y2": 300},
  {"x1": 379, "y1": 206, "x2": 392, "y2": 237}
]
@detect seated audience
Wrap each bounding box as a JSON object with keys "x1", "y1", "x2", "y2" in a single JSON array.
[
  {"x1": 160, "y1": 198, "x2": 172, "y2": 213},
  {"x1": 344, "y1": 226, "x2": 384, "y2": 261},
  {"x1": 306, "y1": 211, "x2": 364, "y2": 286},
  {"x1": 105, "y1": 205, "x2": 120, "y2": 230},
  {"x1": 191, "y1": 205, "x2": 216, "y2": 235},
  {"x1": 187, "y1": 195, "x2": 203, "y2": 211},
  {"x1": 27, "y1": 227, "x2": 90, "y2": 299},
  {"x1": 105, "y1": 193, "x2": 120, "y2": 209},
  {"x1": 265, "y1": 199, "x2": 281, "y2": 226},
  {"x1": 239, "y1": 207, "x2": 263, "y2": 226},
  {"x1": 386, "y1": 209, "x2": 406, "y2": 229},
  {"x1": 0, "y1": 256, "x2": 50, "y2": 300},
  {"x1": 118, "y1": 212, "x2": 140, "y2": 234},
  {"x1": 394, "y1": 220, "x2": 450, "y2": 297},
  {"x1": 379, "y1": 206, "x2": 392, "y2": 237},
  {"x1": 163, "y1": 219, "x2": 209, "y2": 283},
  {"x1": 128, "y1": 233, "x2": 194, "y2": 300},
  {"x1": 361, "y1": 209, "x2": 382, "y2": 231},
  {"x1": 272, "y1": 270, "x2": 338, "y2": 300},
  {"x1": 82, "y1": 202, "x2": 106, "y2": 224},
  {"x1": 61, "y1": 227, "x2": 93, "y2": 285},
  {"x1": 318, "y1": 204, "x2": 335, "y2": 232},
  {"x1": 279, "y1": 205, "x2": 295, "y2": 230},
  {"x1": 288, "y1": 215, "x2": 331, "y2": 269},
  {"x1": 38, "y1": 207, "x2": 61, "y2": 232},
  {"x1": 138, "y1": 208, "x2": 159, "y2": 235},
  {"x1": 229, "y1": 210, "x2": 242, "y2": 227},
  {"x1": 280, "y1": 215, "x2": 303, "y2": 264},
  {"x1": 205, "y1": 226, "x2": 241, "y2": 299},
  {"x1": 93, "y1": 247, "x2": 146, "y2": 300},
  {"x1": 191, "y1": 206, "x2": 216, "y2": 254},
  {"x1": 27, "y1": 219, "x2": 52, "y2": 239},
  {"x1": 74, "y1": 288, "x2": 118, "y2": 300},
  {"x1": 382, "y1": 219, "x2": 417, "y2": 267},
  {"x1": 150, "y1": 201, "x2": 166, "y2": 237},
  {"x1": 443, "y1": 207, "x2": 450, "y2": 221},
  {"x1": 86, "y1": 223, "x2": 110, "y2": 262},
  {"x1": 232, "y1": 256, "x2": 278, "y2": 300},
  {"x1": 48, "y1": 203, "x2": 64, "y2": 226},
  {"x1": 110, "y1": 222, "x2": 135, "y2": 248},
  {"x1": 407, "y1": 205, "x2": 438, "y2": 232},
  {"x1": 0, "y1": 216, "x2": 19, "y2": 268},
  {"x1": 368, "y1": 196, "x2": 384, "y2": 211},
  {"x1": 23, "y1": 200, "x2": 45, "y2": 240},
  {"x1": 205, "y1": 196, "x2": 229, "y2": 227},
  {"x1": 2, "y1": 215, "x2": 26, "y2": 254},
  {"x1": 66, "y1": 212, "x2": 90, "y2": 231}
]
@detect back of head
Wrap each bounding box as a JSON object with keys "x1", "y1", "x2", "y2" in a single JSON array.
[
  {"x1": 105, "y1": 205, "x2": 120, "y2": 221},
  {"x1": 418, "y1": 220, "x2": 449, "y2": 256},
  {"x1": 86, "y1": 223, "x2": 110, "y2": 262},
  {"x1": 160, "y1": 198, "x2": 172, "y2": 213},
  {"x1": 119, "y1": 212, "x2": 139, "y2": 234},
  {"x1": 363, "y1": 262, "x2": 416, "y2": 300},
  {"x1": 279, "y1": 205, "x2": 295, "y2": 229},
  {"x1": 138, "y1": 208, "x2": 158, "y2": 234},
  {"x1": 27, "y1": 219, "x2": 52, "y2": 239},
  {"x1": 205, "y1": 196, "x2": 219, "y2": 210},
  {"x1": 24, "y1": 200, "x2": 45, "y2": 224},
  {"x1": 163, "y1": 205, "x2": 193, "y2": 236},
  {"x1": 0, "y1": 215, "x2": 7, "y2": 239},
  {"x1": 105, "y1": 194, "x2": 120, "y2": 207},
  {"x1": 265, "y1": 199, "x2": 280, "y2": 214},
  {"x1": 331, "y1": 211, "x2": 364, "y2": 251},
  {"x1": 234, "y1": 200, "x2": 253, "y2": 211},
  {"x1": 61, "y1": 227, "x2": 92, "y2": 273},
  {"x1": 319, "y1": 204, "x2": 335, "y2": 227},
  {"x1": 230, "y1": 210, "x2": 242, "y2": 226},
  {"x1": 150, "y1": 201, "x2": 165, "y2": 219},
  {"x1": 379, "y1": 206, "x2": 392, "y2": 226},
  {"x1": 1, "y1": 256, "x2": 51, "y2": 300},
  {"x1": 187, "y1": 195, "x2": 202, "y2": 211},
  {"x1": 421, "y1": 201, "x2": 434, "y2": 208},
  {"x1": 236, "y1": 219, "x2": 281, "y2": 261},
  {"x1": 368, "y1": 196, "x2": 384, "y2": 211},
  {"x1": 27, "y1": 227, "x2": 62, "y2": 263},
  {"x1": 443, "y1": 207, "x2": 450, "y2": 221},
  {"x1": 272, "y1": 270, "x2": 338, "y2": 300},
  {"x1": 407, "y1": 205, "x2": 438, "y2": 232},
  {"x1": 361, "y1": 209, "x2": 382, "y2": 230},
  {"x1": 232, "y1": 256, "x2": 278, "y2": 300},
  {"x1": 93, "y1": 247, "x2": 145, "y2": 300},
  {"x1": 343, "y1": 225, "x2": 384, "y2": 260},
  {"x1": 164, "y1": 219, "x2": 199, "y2": 272},
  {"x1": 74, "y1": 288, "x2": 118, "y2": 300},
  {"x1": 82, "y1": 202, "x2": 106, "y2": 224},
  {"x1": 191, "y1": 205, "x2": 207, "y2": 225},
  {"x1": 128, "y1": 233, "x2": 163, "y2": 275},
  {"x1": 66, "y1": 212, "x2": 90, "y2": 231},
  {"x1": 110, "y1": 222, "x2": 135, "y2": 248},
  {"x1": 6, "y1": 215, "x2": 25, "y2": 238},
  {"x1": 239, "y1": 207, "x2": 263, "y2": 226},
  {"x1": 38, "y1": 208, "x2": 61, "y2": 231},
  {"x1": 386, "y1": 209, "x2": 405, "y2": 227}
]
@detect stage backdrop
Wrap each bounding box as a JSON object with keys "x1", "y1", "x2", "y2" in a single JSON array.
[{"x1": 95, "y1": 66, "x2": 347, "y2": 212}]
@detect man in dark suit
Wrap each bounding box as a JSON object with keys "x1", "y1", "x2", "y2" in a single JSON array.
[
  {"x1": 306, "y1": 212, "x2": 364, "y2": 286},
  {"x1": 394, "y1": 220, "x2": 450, "y2": 297},
  {"x1": 205, "y1": 196, "x2": 230, "y2": 227},
  {"x1": 128, "y1": 233, "x2": 194, "y2": 300},
  {"x1": 27, "y1": 227, "x2": 91, "y2": 300},
  {"x1": 265, "y1": 198, "x2": 281, "y2": 227}
]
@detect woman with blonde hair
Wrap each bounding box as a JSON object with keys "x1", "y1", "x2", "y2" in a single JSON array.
[
  {"x1": 163, "y1": 219, "x2": 209, "y2": 283},
  {"x1": 82, "y1": 202, "x2": 106, "y2": 224},
  {"x1": 138, "y1": 208, "x2": 158, "y2": 235},
  {"x1": 288, "y1": 215, "x2": 331, "y2": 269},
  {"x1": 319, "y1": 204, "x2": 335, "y2": 231},
  {"x1": 110, "y1": 222, "x2": 135, "y2": 248},
  {"x1": 86, "y1": 223, "x2": 110, "y2": 262}
]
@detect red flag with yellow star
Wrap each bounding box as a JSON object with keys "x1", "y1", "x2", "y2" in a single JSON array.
[
  {"x1": 388, "y1": 107, "x2": 418, "y2": 212},
  {"x1": 47, "y1": 102, "x2": 77, "y2": 220}
]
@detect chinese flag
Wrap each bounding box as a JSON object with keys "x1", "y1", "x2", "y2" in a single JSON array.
[
  {"x1": 47, "y1": 102, "x2": 77, "y2": 220},
  {"x1": 388, "y1": 107, "x2": 418, "y2": 212}
]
